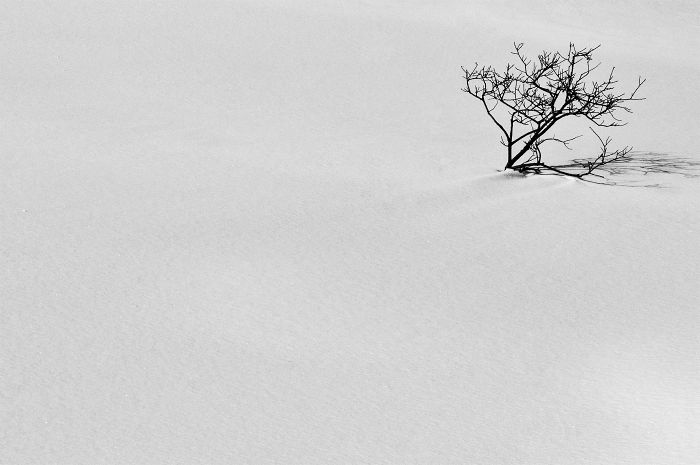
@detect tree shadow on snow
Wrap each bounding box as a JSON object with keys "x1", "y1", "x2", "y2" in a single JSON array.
[{"x1": 536, "y1": 152, "x2": 700, "y2": 187}]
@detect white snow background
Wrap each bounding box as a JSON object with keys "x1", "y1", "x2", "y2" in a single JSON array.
[{"x1": 2, "y1": 1, "x2": 700, "y2": 463}]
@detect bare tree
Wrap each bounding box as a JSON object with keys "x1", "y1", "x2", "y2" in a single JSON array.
[{"x1": 461, "y1": 43, "x2": 645, "y2": 177}]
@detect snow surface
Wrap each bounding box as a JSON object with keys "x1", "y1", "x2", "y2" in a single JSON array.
[{"x1": 2, "y1": 1, "x2": 700, "y2": 463}]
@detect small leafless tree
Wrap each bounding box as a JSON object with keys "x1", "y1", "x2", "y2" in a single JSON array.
[{"x1": 461, "y1": 43, "x2": 645, "y2": 177}]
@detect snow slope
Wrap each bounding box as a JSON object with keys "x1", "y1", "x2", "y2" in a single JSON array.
[{"x1": 2, "y1": 1, "x2": 700, "y2": 463}]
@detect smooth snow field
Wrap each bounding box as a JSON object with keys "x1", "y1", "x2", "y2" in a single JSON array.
[{"x1": 2, "y1": 1, "x2": 700, "y2": 463}]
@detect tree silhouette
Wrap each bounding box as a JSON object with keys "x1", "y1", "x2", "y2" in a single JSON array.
[{"x1": 462, "y1": 43, "x2": 645, "y2": 177}]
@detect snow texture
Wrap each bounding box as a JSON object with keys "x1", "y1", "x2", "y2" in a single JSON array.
[{"x1": 2, "y1": 1, "x2": 700, "y2": 463}]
